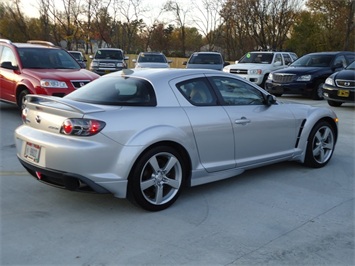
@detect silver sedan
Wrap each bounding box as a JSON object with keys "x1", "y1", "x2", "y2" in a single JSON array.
[{"x1": 15, "y1": 69, "x2": 338, "y2": 211}]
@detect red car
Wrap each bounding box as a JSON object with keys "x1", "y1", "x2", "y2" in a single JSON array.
[{"x1": 0, "y1": 39, "x2": 99, "y2": 109}]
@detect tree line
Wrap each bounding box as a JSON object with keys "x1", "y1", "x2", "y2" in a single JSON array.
[{"x1": 0, "y1": 0, "x2": 354, "y2": 61}]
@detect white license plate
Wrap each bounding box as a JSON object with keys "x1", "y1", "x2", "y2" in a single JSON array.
[{"x1": 24, "y1": 142, "x2": 41, "y2": 163}]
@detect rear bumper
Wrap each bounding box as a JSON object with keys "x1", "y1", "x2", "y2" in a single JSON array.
[{"x1": 18, "y1": 157, "x2": 128, "y2": 198}]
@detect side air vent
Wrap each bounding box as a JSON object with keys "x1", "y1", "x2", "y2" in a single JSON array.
[{"x1": 295, "y1": 119, "x2": 306, "y2": 148}]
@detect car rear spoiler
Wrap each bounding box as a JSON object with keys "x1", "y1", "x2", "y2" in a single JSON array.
[{"x1": 25, "y1": 95, "x2": 105, "y2": 114}]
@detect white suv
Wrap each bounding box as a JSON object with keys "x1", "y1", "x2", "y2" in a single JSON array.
[{"x1": 223, "y1": 51, "x2": 297, "y2": 88}]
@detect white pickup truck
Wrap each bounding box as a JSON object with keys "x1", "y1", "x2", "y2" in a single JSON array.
[{"x1": 223, "y1": 51, "x2": 298, "y2": 88}]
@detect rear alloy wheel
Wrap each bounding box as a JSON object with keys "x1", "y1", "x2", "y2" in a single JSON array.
[
  {"x1": 128, "y1": 146, "x2": 185, "y2": 211},
  {"x1": 304, "y1": 121, "x2": 335, "y2": 168}
]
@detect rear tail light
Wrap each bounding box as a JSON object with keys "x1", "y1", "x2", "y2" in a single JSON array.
[{"x1": 60, "y1": 118, "x2": 106, "y2": 136}]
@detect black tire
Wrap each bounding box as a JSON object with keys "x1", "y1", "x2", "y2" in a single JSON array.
[
  {"x1": 260, "y1": 75, "x2": 268, "y2": 89},
  {"x1": 128, "y1": 146, "x2": 185, "y2": 211},
  {"x1": 327, "y1": 100, "x2": 342, "y2": 107},
  {"x1": 312, "y1": 81, "x2": 324, "y2": 100},
  {"x1": 18, "y1": 89, "x2": 29, "y2": 110},
  {"x1": 304, "y1": 121, "x2": 336, "y2": 168}
]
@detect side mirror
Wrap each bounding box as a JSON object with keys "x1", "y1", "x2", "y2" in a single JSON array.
[
  {"x1": 333, "y1": 62, "x2": 343, "y2": 70},
  {"x1": 265, "y1": 94, "x2": 276, "y2": 106},
  {"x1": 132, "y1": 59, "x2": 137, "y2": 63},
  {"x1": 1, "y1": 61, "x2": 18, "y2": 70},
  {"x1": 182, "y1": 61, "x2": 187, "y2": 65},
  {"x1": 124, "y1": 56, "x2": 129, "y2": 61}
]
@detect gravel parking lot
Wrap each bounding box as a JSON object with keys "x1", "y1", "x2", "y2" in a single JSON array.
[{"x1": 1, "y1": 97, "x2": 354, "y2": 266}]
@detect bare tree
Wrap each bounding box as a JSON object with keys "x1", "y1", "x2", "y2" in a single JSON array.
[
  {"x1": 164, "y1": 0, "x2": 189, "y2": 56},
  {"x1": 192, "y1": 0, "x2": 225, "y2": 51},
  {"x1": 221, "y1": 0, "x2": 302, "y2": 52}
]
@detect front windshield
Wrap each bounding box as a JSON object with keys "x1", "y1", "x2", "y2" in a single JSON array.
[
  {"x1": 66, "y1": 75, "x2": 157, "y2": 106},
  {"x1": 138, "y1": 54, "x2": 167, "y2": 63},
  {"x1": 19, "y1": 48, "x2": 80, "y2": 69},
  {"x1": 94, "y1": 49, "x2": 123, "y2": 60},
  {"x1": 189, "y1": 54, "x2": 222, "y2": 64},
  {"x1": 70, "y1": 52, "x2": 82, "y2": 60},
  {"x1": 346, "y1": 61, "x2": 355, "y2": 70},
  {"x1": 239, "y1": 53, "x2": 273, "y2": 64},
  {"x1": 291, "y1": 54, "x2": 333, "y2": 67}
]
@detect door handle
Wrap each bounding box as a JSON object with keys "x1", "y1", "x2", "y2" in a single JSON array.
[{"x1": 235, "y1": 117, "x2": 251, "y2": 125}]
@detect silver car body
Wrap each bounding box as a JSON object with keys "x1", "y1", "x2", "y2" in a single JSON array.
[{"x1": 14, "y1": 69, "x2": 338, "y2": 210}]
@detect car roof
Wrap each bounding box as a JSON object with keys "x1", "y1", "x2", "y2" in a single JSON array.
[
  {"x1": 96, "y1": 48, "x2": 123, "y2": 51},
  {"x1": 11, "y1": 43, "x2": 60, "y2": 49},
  {"x1": 304, "y1": 51, "x2": 354, "y2": 56},
  {"x1": 139, "y1": 52, "x2": 164, "y2": 55},
  {"x1": 192, "y1": 51, "x2": 221, "y2": 55},
  {"x1": 103, "y1": 68, "x2": 228, "y2": 82}
]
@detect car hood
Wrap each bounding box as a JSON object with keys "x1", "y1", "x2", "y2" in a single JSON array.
[
  {"x1": 332, "y1": 69, "x2": 355, "y2": 80},
  {"x1": 273, "y1": 66, "x2": 329, "y2": 75},
  {"x1": 136, "y1": 63, "x2": 169, "y2": 68},
  {"x1": 187, "y1": 64, "x2": 223, "y2": 71},
  {"x1": 22, "y1": 69, "x2": 99, "y2": 81},
  {"x1": 229, "y1": 63, "x2": 272, "y2": 69}
]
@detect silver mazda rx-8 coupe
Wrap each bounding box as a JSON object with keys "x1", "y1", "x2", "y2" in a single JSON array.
[{"x1": 15, "y1": 68, "x2": 338, "y2": 211}]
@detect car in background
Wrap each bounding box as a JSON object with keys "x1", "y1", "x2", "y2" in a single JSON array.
[
  {"x1": 89, "y1": 48, "x2": 129, "y2": 75},
  {"x1": 15, "y1": 68, "x2": 338, "y2": 211},
  {"x1": 223, "y1": 51, "x2": 298, "y2": 88},
  {"x1": 0, "y1": 39, "x2": 99, "y2": 109},
  {"x1": 322, "y1": 60, "x2": 355, "y2": 107},
  {"x1": 68, "y1": 50, "x2": 87, "y2": 68},
  {"x1": 183, "y1": 51, "x2": 229, "y2": 70},
  {"x1": 132, "y1": 52, "x2": 172, "y2": 68},
  {"x1": 265, "y1": 51, "x2": 355, "y2": 99}
]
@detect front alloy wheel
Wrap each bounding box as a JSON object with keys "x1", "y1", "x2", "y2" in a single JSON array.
[
  {"x1": 304, "y1": 121, "x2": 335, "y2": 168},
  {"x1": 128, "y1": 146, "x2": 185, "y2": 211}
]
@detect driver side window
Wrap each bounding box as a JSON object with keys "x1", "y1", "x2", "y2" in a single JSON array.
[{"x1": 210, "y1": 77, "x2": 265, "y2": 105}]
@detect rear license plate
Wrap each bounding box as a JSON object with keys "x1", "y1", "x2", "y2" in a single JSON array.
[
  {"x1": 337, "y1": 90, "x2": 349, "y2": 97},
  {"x1": 24, "y1": 142, "x2": 41, "y2": 163}
]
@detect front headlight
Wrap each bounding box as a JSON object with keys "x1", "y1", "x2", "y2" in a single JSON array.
[
  {"x1": 249, "y1": 69, "x2": 262, "y2": 75},
  {"x1": 40, "y1": 79, "x2": 68, "y2": 88},
  {"x1": 325, "y1": 77, "x2": 335, "y2": 86},
  {"x1": 223, "y1": 66, "x2": 230, "y2": 73},
  {"x1": 268, "y1": 73, "x2": 273, "y2": 80},
  {"x1": 116, "y1": 62, "x2": 124, "y2": 67},
  {"x1": 297, "y1": 75, "x2": 311, "y2": 81},
  {"x1": 90, "y1": 61, "x2": 98, "y2": 67}
]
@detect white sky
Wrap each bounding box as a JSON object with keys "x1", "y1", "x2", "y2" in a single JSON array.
[{"x1": 21, "y1": 0, "x2": 201, "y2": 27}]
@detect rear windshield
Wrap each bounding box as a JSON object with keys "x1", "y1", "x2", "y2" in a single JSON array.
[
  {"x1": 65, "y1": 75, "x2": 157, "y2": 106},
  {"x1": 19, "y1": 48, "x2": 80, "y2": 69},
  {"x1": 239, "y1": 53, "x2": 273, "y2": 64},
  {"x1": 94, "y1": 49, "x2": 123, "y2": 60},
  {"x1": 189, "y1": 53, "x2": 222, "y2": 64}
]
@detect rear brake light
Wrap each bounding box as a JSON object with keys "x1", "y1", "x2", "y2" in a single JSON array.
[{"x1": 60, "y1": 118, "x2": 106, "y2": 136}]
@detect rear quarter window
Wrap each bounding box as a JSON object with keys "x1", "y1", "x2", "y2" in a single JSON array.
[{"x1": 66, "y1": 76, "x2": 157, "y2": 106}]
